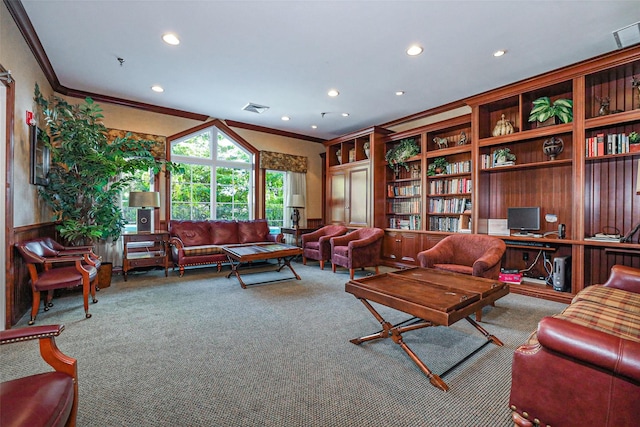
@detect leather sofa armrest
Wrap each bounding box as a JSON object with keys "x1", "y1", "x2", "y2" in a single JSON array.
[
  {"x1": 267, "y1": 233, "x2": 283, "y2": 243},
  {"x1": 602, "y1": 264, "x2": 640, "y2": 293},
  {"x1": 0, "y1": 324, "x2": 64, "y2": 344},
  {"x1": 170, "y1": 237, "x2": 185, "y2": 249},
  {"x1": 537, "y1": 316, "x2": 640, "y2": 382}
]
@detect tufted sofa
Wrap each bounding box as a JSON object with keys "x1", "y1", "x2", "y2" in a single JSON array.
[
  {"x1": 509, "y1": 265, "x2": 640, "y2": 427},
  {"x1": 169, "y1": 219, "x2": 283, "y2": 276}
]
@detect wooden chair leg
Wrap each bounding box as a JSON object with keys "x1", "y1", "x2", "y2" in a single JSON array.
[
  {"x1": 475, "y1": 309, "x2": 482, "y2": 322},
  {"x1": 350, "y1": 269, "x2": 355, "y2": 280},
  {"x1": 375, "y1": 266, "x2": 379, "y2": 275},
  {"x1": 303, "y1": 257, "x2": 307, "y2": 265},
  {"x1": 332, "y1": 264, "x2": 336, "y2": 273},
  {"x1": 29, "y1": 291, "x2": 41, "y2": 325},
  {"x1": 319, "y1": 260, "x2": 324, "y2": 270}
]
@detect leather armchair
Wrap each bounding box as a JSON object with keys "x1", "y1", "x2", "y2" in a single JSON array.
[
  {"x1": 417, "y1": 234, "x2": 506, "y2": 321},
  {"x1": 331, "y1": 228, "x2": 384, "y2": 280},
  {"x1": 301, "y1": 225, "x2": 348, "y2": 269},
  {"x1": 0, "y1": 324, "x2": 78, "y2": 427},
  {"x1": 16, "y1": 239, "x2": 98, "y2": 325}
]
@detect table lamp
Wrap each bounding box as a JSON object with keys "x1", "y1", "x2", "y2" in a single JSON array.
[
  {"x1": 128, "y1": 191, "x2": 160, "y2": 233},
  {"x1": 288, "y1": 194, "x2": 305, "y2": 229}
]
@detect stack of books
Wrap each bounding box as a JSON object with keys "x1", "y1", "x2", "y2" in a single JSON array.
[{"x1": 499, "y1": 270, "x2": 522, "y2": 284}]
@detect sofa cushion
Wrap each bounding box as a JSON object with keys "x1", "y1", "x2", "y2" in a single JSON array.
[
  {"x1": 237, "y1": 220, "x2": 269, "y2": 243},
  {"x1": 555, "y1": 300, "x2": 640, "y2": 343},
  {"x1": 182, "y1": 245, "x2": 225, "y2": 257},
  {"x1": 171, "y1": 221, "x2": 212, "y2": 246},
  {"x1": 209, "y1": 220, "x2": 239, "y2": 245},
  {"x1": 572, "y1": 285, "x2": 640, "y2": 314}
]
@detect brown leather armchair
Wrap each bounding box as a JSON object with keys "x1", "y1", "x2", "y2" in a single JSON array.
[
  {"x1": 417, "y1": 234, "x2": 506, "y2": 321},
  {"x1": 331, "y1": 228, "x2": 384, "y2": 280},
  {"x1": 301, "y1": 225, "x2": 348, "y2": 269},
  {"x1": 0, "y1": 324, "x2": 78, "y2": 427},
  {"x1": 16, "y1": 239, "x2": 98, "y2": 325}
]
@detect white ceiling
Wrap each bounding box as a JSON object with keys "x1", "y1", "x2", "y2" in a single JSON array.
[{"x1": 18, "y1": 1, "x2": 640, "y2": 141}]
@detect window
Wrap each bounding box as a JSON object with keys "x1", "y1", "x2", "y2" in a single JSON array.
[
  {"x1": 265, "y1": 170, "x2": 287, "y2": 228},
  {"x1": 170, "y1": 125, "x2": 254, "y2": 220}
]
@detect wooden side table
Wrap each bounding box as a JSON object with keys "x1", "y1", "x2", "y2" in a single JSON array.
[
  {"x1": 122, "y1": 231, "x2": 170, "y2": 281},
  {"x1": 280, "y1": 227, "x2": 319, "y2": 247}
]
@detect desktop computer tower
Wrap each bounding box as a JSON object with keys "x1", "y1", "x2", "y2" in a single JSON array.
[{"x1": 553, "y1": 256, "x2": 571, "y2": 292}]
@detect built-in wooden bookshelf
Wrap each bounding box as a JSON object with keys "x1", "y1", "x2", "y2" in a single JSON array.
[{"x1": 326, "y1": 45, "x2": 640, "y2": 302}]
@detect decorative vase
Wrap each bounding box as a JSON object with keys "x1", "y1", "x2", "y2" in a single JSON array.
[
  {"x1": 630, "y1": 143, "x2": 640, "y2": 153},
  {"x1": 364, "y1": 148, "x2": 370, "y2": 159},
  {"x1": 543, "y1": 136, "x2": 564, "y2": 160},
  {"x1": 336, "y1": 150, "x2": 342, "y2": 164}
]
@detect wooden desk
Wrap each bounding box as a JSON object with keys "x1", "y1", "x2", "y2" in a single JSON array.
[
  {"x1": 346, "y1": 267, "x2": 509, "y2": 391},
  {"x1": 122, "y1": 231, "x2": 170, "y2": 281},
  {"x1": 280, "y1": 227, "x2": 319, "y2": 247}
]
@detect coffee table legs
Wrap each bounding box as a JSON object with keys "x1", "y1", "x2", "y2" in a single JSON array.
[
  {"x1": 350, "y1": 298, "x2": 502, "y2": 391},
  {"x1": 226, "y1": 255, "x2": 301, "y2": 289}
]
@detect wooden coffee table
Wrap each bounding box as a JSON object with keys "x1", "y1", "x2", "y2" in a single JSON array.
[
  {"x1": 223, "y1": 243, "x2": 303, "y2": 289},
  {"x1": 345, "y1": 267, "x2": 509, "y2": 391}
]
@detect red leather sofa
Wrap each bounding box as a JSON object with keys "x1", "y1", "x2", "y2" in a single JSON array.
[
  {"x1": 509, "y1": 265, "x2": 640, "y2": 427},
  {"x1": 169, "y1": 219, "x2": 283, "y2": 276}
]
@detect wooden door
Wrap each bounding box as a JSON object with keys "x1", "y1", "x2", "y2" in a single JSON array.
[
  {"x1": 328, "y1": 170, "x2": 346, "y2": 225},
  {"x1": 347, "y1": 165, "x2": 370, "y2": 227}
]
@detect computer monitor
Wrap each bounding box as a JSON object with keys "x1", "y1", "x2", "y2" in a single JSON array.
[{"x1": 507, "y1": 207, "x2": 541, "y2": 236}]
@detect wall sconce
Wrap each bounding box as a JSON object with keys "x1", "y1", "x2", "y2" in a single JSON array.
[
  {"x1": 288, "y1": 194, "x2": 305, "y2": 229},
  {"x1": 128, "y1": 191, "x2": 160, "y2": 233}
]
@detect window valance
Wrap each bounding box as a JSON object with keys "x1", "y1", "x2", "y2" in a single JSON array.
[
  {"x1": 259, "y1": 151, "x2": 307, "y2": 173},
  {"x1": 107, "y1": 129, "x2": 166, "y2": 159}
]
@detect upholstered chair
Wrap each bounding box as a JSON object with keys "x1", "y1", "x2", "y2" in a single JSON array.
[
  {"x1": 16, "y1": 239, "x2": 98, "y2": 325},
  {"x1": 331, "y1": 228, "x2": 385, "y2": 280},
  {"x1": 417, "y1": 234, "x2": 506, "y2": 321},
  {"x1": 302, "y1": 225, "x2": 348, "y2": 269},
  {"x1": 0, "y1": 324, "x2": 78, "y2": 427}
]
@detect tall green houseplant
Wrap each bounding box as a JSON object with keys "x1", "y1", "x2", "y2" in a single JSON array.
[{"x1": 34, "y1": 84, "x2": 175, "y2": 245}]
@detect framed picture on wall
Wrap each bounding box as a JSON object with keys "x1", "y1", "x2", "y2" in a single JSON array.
[{"x1": 30, "y1": 126, "x2": 50, "y2": 186}]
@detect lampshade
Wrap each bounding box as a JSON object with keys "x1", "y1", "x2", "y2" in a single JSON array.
[
  {"x1": 129, "y1": 191, "x2": 160, "y2": 208},
  {"x1": 288, "y1": 194, "x2": 305, "y2": 208}
]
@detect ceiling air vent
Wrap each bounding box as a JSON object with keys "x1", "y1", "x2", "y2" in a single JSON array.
[
  {"x1": 612, "y1": 21, "x2": 640, "y2": 49},
  {"x1": 242, "y1": 102, "x2": 270, "y2": 114}
]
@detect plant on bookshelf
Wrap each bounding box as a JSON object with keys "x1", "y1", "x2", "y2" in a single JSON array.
[
  {"x1": 385, "y1": 138, "x2": 419, "y2": 172},
  {"x1": 528, "y1": 96, "x2": 573, "y2": 124},
  {"x1": 493, "y1": 148, "x2": 516, "y2": 166},
  {"x1": 427, "y1": 157, "x2": 448, "y2": 176}
]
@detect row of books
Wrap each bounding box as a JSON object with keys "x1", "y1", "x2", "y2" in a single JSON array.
[
  {"x1": 387, "y1": 199, "x2": 421, "y2": 214},
  {"x1": 444, "y1": 160, "x2": 472, "y2": 174},
  {"x1": 428, "y1": 197, "x2": 469, "y2": 214},
  {"x1": 429, "y1": 178, "x2": 472, "y2": 195},
  {"x1": 428, "y1": 216, "x2": 462, "y2": 232},
  {"x1": 389, "y1": 215, "x2": 421, "y2": 230},
  {"x1": 585, "y1": 133, "x2": 634, "y2": 157},
  {"x1": 387, "y1": 184, "x2": 421, "y2": 197}
]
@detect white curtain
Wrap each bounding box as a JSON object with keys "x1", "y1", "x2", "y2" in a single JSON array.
[{"x1": 285, "y1": 171, "x2": 307, "y2": 228}]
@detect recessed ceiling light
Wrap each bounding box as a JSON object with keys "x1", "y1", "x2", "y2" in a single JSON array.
[
  {"x1": 162, "y1": 33, "x2": 180, "y2": 46},
  {"x1": 281, "y1": 116, "x2": 290, "y2": 121},
  {"x1": 311, "y1": 125, "x2": 318, "y2": 129},
  {"x1": 328, "y1": 89, "x2": 339, "y2": 97},
  {"x1": 406, "y1": 45, "x2": 423, "y2": 56},
  {"x1": 341, "y1": 113, "x2": 349, "y2": 117},
  {"x1": 396, "y1": 91, "x2": 405, "y2": 96},
  {"x1": 151, "y1": 85, "x2": 164, "y2": 93},
  {"x1": 493, "y1": 49, "x2": 506, "y2": 57}
]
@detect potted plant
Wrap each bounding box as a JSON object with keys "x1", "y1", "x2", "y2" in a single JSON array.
[
  {"x1": 630, "y1": 131, "x2": 640, "y2": 152},
  {"x1": 427, "y1": 157, "x2": 448, "y2": 176},
  {"x1": 493, "y1": 148, "x2": 516, "y2": 165},
  {"x1": 34, "y1": 84, "x2": 178, "y2": 250},
  {"x1": 528, "y1": 97, "x2": 573, "y2": 126},
  {"x1": 385, "y1": 138, "x2": 419, "y2": 172}
]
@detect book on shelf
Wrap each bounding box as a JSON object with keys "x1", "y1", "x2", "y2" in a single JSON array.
[{"x1": 499, "y1": 272, "x2": 522, "y2": 284}]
